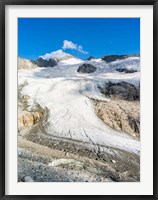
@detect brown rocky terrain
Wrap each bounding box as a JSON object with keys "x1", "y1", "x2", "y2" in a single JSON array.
[
  {"x1": 93, "y1": 99, "x2": 140, "y2": 138},
  {"x1": 94, "y1": 81, "x2": 140, "y2": 138},
  {"x1": 18, "y1": 83, "x2": 46, "y2": 134}
]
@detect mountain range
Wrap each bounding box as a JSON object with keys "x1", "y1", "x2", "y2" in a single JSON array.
[{"x1": 18, "y1": 52, "x2": 140, "y2": 69}]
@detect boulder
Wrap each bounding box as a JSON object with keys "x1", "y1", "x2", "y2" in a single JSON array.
[{"x1": 24, "y1": 176, "x2": 34, "y2": 182}]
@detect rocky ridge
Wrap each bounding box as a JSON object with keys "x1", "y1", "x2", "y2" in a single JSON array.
[
  {"x1": 32, "y1": 57, "x2": 57, "y2": 67},
  {"x1": 18, "y1": 57, "x2": 38, "y2": 69},
  {"x1": 101, "y1": 54, "x2": 140, "y2": 62}
]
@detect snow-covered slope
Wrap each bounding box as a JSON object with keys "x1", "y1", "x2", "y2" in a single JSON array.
[
  {"x1": 58, "y1": 57, "x2": 83, "y2": 65},
  {"x1": 40, "y1": 49, "x2": 75, "y2": 62},
  {"x1": 18, "y1": 56, "x2": 140, "y2": 155}
]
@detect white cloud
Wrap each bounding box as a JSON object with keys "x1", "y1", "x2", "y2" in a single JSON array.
[
  {"x1": 62, "y1": 40, "x2": 77, "y2": 50},
  {"x1": 39, "y1": 40, "x2": 88, "y2": 60},
  {"x1": 39, "y1": 50, "x2": 68, "y2": 60},
  {"x1": 62, "y1": 40, "x2": 88, "y2": 54}
]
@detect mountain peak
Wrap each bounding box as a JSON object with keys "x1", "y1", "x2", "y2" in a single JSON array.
[
  {"x1": 87, "y1": 56, "x2": 95, "y2": 61},
  {"x1": 39, "y1": 50, "x2": 75, "y2": 62}
]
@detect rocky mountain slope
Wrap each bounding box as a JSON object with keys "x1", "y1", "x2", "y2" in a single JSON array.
[
  {"x1": 18, "y1": 57, "x2": 38, "y2": 69},
  {"x1": 18, "y1": 53, "x2": 140, "y2": 182}
]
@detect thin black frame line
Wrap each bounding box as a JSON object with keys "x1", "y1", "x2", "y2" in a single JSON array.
[
  {"x1": 0, "y1": 0, "x2": 5, "y2": 199},
  {"x1": 18, "y1": 17, "x2": 141, "y2": 18},
  {"x1": 0, "y1": 0, "x2": 157, "y2": 5},
  {"x1": 153, "y1": 1, "x2": 158, "y2": 199},
  {"x1": 1, "y1": 1, "x2": 158, "y2": 199}
]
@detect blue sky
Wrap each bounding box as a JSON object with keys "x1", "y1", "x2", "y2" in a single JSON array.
[{"x1": 18, "y1": 18, "x2": 140, "y2": 60}]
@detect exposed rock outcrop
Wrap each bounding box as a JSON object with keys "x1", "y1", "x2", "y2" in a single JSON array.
[
  {"x1": 101, "y1": 54, "x2": 139, "y2": 62},
  {"x1": 98, "y1": 82, "x2": 140, "y2": 101},
  {"x1": 116, "y1": 68, "x2": 137, "y2": 73},
  {"x1": 94, "y1": 99, "x2": 140, "y2": 138},
  {"x1": 33, "y1": 57, "x2": 57, "y2": 67},
  {"x1": 94, "y1": 81, "x2": 140, "y2": 137},
  {"x1": 18, "y1": 108, "x2": 43, "y2": 129},
  {"x1": 18, "y1": 86, "x2": 46, "y2": 134},
  {"x1": 77, "y1": 63, "x2": 97, "y2": 73},
  {"x1": 18, "y1": 57, "x2": 38, "y2": 69}
]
